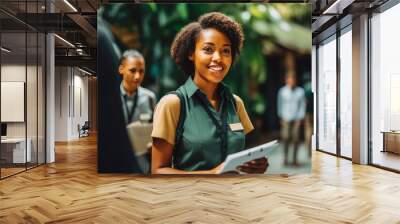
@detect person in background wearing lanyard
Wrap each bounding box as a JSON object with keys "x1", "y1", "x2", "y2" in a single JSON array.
[
  {"x1": 151, "y1": 12, "x2": 268, "y2": 174},
  {"x1": 118, "y1": 49, "x2": 156, "y2": 173}
]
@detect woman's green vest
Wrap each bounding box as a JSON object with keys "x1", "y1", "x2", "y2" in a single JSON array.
[{"x1": 173, "y1": 78, "x2": 246, "y2": 171}]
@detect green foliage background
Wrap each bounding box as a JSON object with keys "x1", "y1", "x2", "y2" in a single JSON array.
[{"x1": 100, "y1": 3, "x2": 311, "y2": 132}]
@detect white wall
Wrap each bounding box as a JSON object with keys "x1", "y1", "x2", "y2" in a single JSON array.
[
  {"x1": 1, "y1": 65, "x2": 39, "y2": 137},
  {"x1": 1, "y1": 65, "x2": 25, "y2": 128},
  {"x1": 1, "y1": 65, "x2": 27, "y2": 140},
  {"x1": 54, "y1": 66, "x2": 89, "y2": 141},
  {"x1": 1, "y1": 63, "x2": 46, "y2": 163},
  {"x1": 55, "y1": 66, "x2": 69, "y2": 141}
]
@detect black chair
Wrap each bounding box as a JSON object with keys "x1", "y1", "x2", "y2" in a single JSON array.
[{"x1": 79, "y1": 121, "x2": 90, "y2": 138}]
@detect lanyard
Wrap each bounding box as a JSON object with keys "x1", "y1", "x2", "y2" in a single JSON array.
[
  {"x1": 195, "y1": 92, "x2": 229, "y2": 161},
  {"x1": 122, "y1": 92, "x2": 138, "y2": 123}
]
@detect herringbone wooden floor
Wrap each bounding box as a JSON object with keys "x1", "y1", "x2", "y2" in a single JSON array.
[{"x1": 1, "y1": 135, "x2": 400, "y2": 224}]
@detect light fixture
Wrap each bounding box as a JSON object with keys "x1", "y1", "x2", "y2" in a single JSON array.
[
  {"x1": 54, "y1": 34, "x2": 75, "y2": 48},
  {"x1": 63, "y1": 0, "x2": 78, "y2": 12},
  {"x1": 1, "y1": 47, "x2": 11, "y2": 53},
  {"x1": 76, "y1": 48, "x2": 87, "y2": 56},
  {"x1": 78, "y1": 67, "x2": 92, "y2": 76}
]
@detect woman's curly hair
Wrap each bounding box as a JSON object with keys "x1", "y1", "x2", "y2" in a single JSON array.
[{"x1": 170, "y1": 12, "x2": 244, "y2": 76}]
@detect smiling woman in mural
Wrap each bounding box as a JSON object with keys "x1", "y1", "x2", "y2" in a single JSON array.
[{"x1": 151, "y1": 12, "x2": 268, "y2": 174}]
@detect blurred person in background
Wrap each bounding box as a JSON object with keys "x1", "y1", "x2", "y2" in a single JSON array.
[
  {"x1": 98, "y1": 10, "x2": 142, "y2": 173},
  {"x1": 277, "y1": 71, "x2": 306, "y2": 166},
  {"x1": 118, "y1": 49, "x2": 157, "y2": 174},
  {"x1": 118, "y1": 49, "x2": 156, "y2": 125}
]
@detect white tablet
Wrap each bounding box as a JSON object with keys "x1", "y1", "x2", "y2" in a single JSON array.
[{"x1": 218, "y1": 140, "x2": 278, "y2": 174}]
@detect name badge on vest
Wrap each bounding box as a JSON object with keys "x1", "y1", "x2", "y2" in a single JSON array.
[
  {"x1": 139, "y1": 113, "x2": 151, "y2": 122},
  {"x1": 229, "y1": 122, "x2": 244, "y2": 132}
]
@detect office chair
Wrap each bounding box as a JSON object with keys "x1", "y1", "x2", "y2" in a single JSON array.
[{"x1": 79, "y1": 121, "x2": 90, "y2": 138}]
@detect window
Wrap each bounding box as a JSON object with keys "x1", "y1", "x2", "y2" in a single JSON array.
[
  {"x1": 0, "y1": 1, "x2": 46, "y2": 179},
  {"x1": 339, "y1": 27, "x2": 352, "y2": 158},
  {"x1": 317, "y1": 35, "x2": 337, "y2": 154},
  {"x1": 371, "y1": 3, "x2": 400, "y2": 171}
]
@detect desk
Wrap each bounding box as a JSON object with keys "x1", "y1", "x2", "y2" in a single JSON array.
[
  {"x1": 1, "y1": 138, "x2": 31, "y2": 163},
  {"x1": 381, "y1": 131, "x2": 400, "y2": 154}
]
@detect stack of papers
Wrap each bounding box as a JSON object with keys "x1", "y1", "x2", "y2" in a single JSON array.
[{"x1": 126, "y1": 121, "x2": 153, "y2": 156}]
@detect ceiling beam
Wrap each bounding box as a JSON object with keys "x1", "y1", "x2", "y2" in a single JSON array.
[
  {"x1": 312, "y1": 15, "x2": 335, "y2": 33},
  {"x1": 67, "y1": 13, "x2": 96, "y2": 39},
  {"x1": 55, "y1": 55, "x2": 96, "y2": 71},
  {"x1": 322, "y1": 0, "x2": 356, "y2": 15}
]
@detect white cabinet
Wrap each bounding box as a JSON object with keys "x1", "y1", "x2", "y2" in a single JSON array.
[{"x1": 1, "y1": 138, "x2": 32, "y2": 163}]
